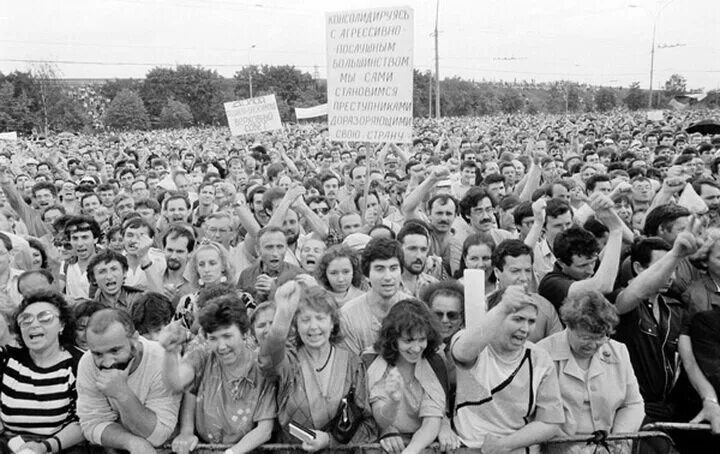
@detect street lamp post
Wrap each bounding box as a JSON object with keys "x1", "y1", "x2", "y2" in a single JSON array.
[
  {"x1": 630, "y1": 1, "x2": 675, "y2": 109},
  {"x1": 248, "y1": 44, "x2": 256, "y2": 98}
]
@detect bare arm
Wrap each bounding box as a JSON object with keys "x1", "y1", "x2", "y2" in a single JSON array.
[
  {"x1": 679, "y1": 335, "x2": 720, "y2": 433},
  {"x1": 499, "y1": 421, "x2": 559, "y2": 451},
  {"x1": 614, "y1": 231, "x2": 694, "y2": 315},
  {"x1": 516, "y1": 159, "x2": 542, "y2": 202},
  {"x1": 230, "y1": 419, "x2": 274, "y2": 454},
  {"x1": 452, "y1": 286, "x2": 534, "y2": 365},
  {"x1": 404, "y1": 417, "x2": 441, "y2": 453},
  {"x1": 567, "y1": 201, "x2": 625, "y2": 297},
  {"x1": 401, "y1": 167, "x2": 448, "y2": 219}
]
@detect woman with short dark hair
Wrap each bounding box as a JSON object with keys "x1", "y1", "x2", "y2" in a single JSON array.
[
  {"x1": 0, "y1": 290, "x2": 85, "y2": 453},
  {"x1": 160, "y1": 294, "x2": 276, "y2": 453},
  {"x1": 368, "y1": 299, "x2": 446, "y2": 454}
]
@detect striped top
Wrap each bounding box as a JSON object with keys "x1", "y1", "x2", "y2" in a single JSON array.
[{"x1": 0, "y1": 345, "x2": 83, "y2": 436}]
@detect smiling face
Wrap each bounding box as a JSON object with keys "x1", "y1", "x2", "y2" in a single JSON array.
[
  {"x1": 397, "y1": 329, "x2": 427, "y2": 365},
  {"x1": 431, "y1": 294, "x2": 463, "y2": 341},
  {"x1": 296, "y1": 307, "x2": 333, "y2": 350},
  {"x1": 17, "y1": 302, "x2": 64, "y2": 354}
]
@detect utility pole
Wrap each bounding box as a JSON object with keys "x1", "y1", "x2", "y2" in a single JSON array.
[
  {"x1": 434, "y1": 0, "x2": 440, "y2": 119},
  {"x1": 648, "y1": 21, "x2": 656, "y2": 108},
  {"x1": 248, "y1": 44, "x2": 256, "y2": 98}
]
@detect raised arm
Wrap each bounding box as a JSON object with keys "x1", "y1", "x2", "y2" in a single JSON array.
[
  {"x1": 401, "y1": 166, "x2": 449, "y2": 220},
  {"x1": 259, "y1": 280, "x2": 300, "y2": 368},
  {"x1": 267, "y1": 184, "x2": 305, "y2": 230},
  {"x1": 157, "y1": 322, "x2": 195, "y2": 392},
  {"x1": 614, "y1": 231, "x2": 696, "y2": 315},
  {"x1": 452, "y1": 286, "x2": 535, "y2": 365},
  {"x1": 567, "y1": 199, "x2": 624, "y2": 297}
]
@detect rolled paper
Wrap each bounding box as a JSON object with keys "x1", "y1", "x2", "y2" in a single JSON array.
[{"x1": 463, "y1": 269, "x2": 486, "y2": 327}]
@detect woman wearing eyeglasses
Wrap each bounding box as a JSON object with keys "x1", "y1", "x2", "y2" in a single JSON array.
[
  {"x1": 538, "y1": 290, "x2": 644, "y2": 454},
  {"x1": 0, "y1": 291, "x2": 85, "y2": 453}
]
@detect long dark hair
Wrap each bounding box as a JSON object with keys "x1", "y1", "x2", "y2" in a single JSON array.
[{"x1": 374, "y1": 299, "x2": 442, "y2": 366}]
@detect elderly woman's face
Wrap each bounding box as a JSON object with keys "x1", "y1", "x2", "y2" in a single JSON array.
[
  {"x1": 17, "y1": 302, "x2": 63, "y2": 354},
  {"x1": 253, "y1": 307, "x2": 275, "y2": 346},
  {"x1": 567, "y1": 327, "x2": 608, "y2": 360}
]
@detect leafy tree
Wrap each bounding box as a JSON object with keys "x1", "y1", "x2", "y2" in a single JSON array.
[
  {"x1": 0, "y1": 81, "x2": 36, "y2": 133},
  {"x1": 100, "y1": 79, "x2": 144, "y2": 102},
  {"x1": 142, "y1": 65, "x2": 226, "y2": 126},
  {"x1": 233, "y1": 65, "x2": 323, "y2": 121},
  {"x1": 594, "y1": 88, "x2": 617, "y2": 112},
  {"x1": 159, "y1": 99, "x2": 194, "y2": 129},
  {"x1": 500, "y1": 89, "x2": 524, "y2": 113},
  {"x1": 104, "y1": 89, "x2": 150, "y2": 130},
  {"x1": 47, "y1": 93, "x2": 89, "y2": 132},
  {"x1": 413, "y1": 70, "x2": 433, "y2": 118},
  {"x1": 664, "y1": 73, "x2": 687, "y2": 97},
  {"x1": 624, "y1": 82, "x2": 647, "y2": 110}
]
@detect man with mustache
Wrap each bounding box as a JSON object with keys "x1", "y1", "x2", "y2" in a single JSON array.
[
  {"x1": 397, "y1": 221, "x2": 437, "y2": 298},
  {"x1": 149, "y1": 225, "x2": 195, "y2": 302},
  {"x1": 403, "y1": 166, "x2": 459, "y2": 277},
  {"x1": 450, "y1": 187, "x2": 514, "y2": 274},
  {"x1": 77, "y1": 309, "x2": 181, "y2": 454}
]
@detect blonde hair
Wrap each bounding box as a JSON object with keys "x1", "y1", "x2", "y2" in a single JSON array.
[{"x1": 186, "y1": 240, "x2": 235, "y2": 287}]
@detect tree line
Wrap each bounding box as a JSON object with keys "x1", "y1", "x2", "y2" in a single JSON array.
[{"x1": 0, "y1": 63, "x2": 714, "y2": 134}]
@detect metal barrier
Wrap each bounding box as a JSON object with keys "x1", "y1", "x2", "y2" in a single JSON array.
[{"x1": 155, "y1": 430, "x2": 676, "y2": 453}]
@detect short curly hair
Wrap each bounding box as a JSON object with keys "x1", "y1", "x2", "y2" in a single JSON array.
[
  {"x1": 14, "y1": 291, "x2": 77, "y2": 350},
  {"x1": 315, "y1": 245, "x2": 364, "y2": 291},
  {"x1": 554, "y1": 226, "x2": 599, "y2": 266},
  {"x1": 198, "y1": 294, "x2": 250, "y2": 335},
  {"x1": 294, "y1": 285, "x2": 342, "y2": 348},
  {"x1": 560, "y1": 290, "x2": 619, "y2": 335},
  {"x1": 360, "y1": 238, "x2": 404, "y2": 277},
  {"x1": 374, "y1": 299, "x2": 442, "y2": 366}
]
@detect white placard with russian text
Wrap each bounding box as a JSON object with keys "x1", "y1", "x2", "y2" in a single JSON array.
[
  {"x1": 326, "y1": 6, "x2": 414, "y2": 144},
  {"x1": 224, "y1": 95, "x2": 282, "y2": 136}
]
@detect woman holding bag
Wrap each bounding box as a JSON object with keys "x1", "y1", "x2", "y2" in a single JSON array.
[{"x1": 261, "y1": 281, "x2": 377, "y2": 451}]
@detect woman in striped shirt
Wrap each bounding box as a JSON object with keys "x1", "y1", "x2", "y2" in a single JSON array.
[{"x1": 0, "y1": 291, "x2": 85, "y2": 453}]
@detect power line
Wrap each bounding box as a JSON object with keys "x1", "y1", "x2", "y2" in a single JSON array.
[{"x1": 0, "y1": 58, "x2": 320, "y2": 70}]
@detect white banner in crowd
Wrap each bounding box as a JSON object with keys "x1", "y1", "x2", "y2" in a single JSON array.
[
  {"x1": 295, "y1": 104, "x2": 328, "y2": 120},
  {"x1": 646, "y1": 110, "x2": 664, "y2": 121},
  {"x1": 326, "y1": 6, "x2": 414, "y2": 144},
  {"x1": 223, "y1": 95, "x2": 282, "y2": 136},
  {"x1": 0, "y1": 132, "x2": 18, "y2": 141}
]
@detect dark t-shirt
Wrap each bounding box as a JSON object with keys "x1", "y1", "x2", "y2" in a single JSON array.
[{"x1": 538, "y1": 262, "x2": 574, "y2": 313}]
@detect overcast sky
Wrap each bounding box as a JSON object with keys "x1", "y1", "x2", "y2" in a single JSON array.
[{"x1": 1, "y1": 0, "x2": 718, "y2": 90}]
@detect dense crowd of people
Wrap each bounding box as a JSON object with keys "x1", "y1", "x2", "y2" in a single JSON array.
[{"x1": 0, "y1": 109, "x2": 719, "y2": 453}]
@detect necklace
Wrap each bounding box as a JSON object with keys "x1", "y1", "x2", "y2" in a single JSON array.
[{"x1": 315, "y1": 345, "x2": 333, "y2": 372}]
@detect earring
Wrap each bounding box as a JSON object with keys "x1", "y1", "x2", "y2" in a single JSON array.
[
  {"x1": 198, "y1": 279, "x2": 204, "y2": 287},
  {"x1": 220, "y1": 276, "x2": 227, "y2": 283}
]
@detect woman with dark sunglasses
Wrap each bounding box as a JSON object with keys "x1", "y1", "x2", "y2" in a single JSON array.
[{"x1": 0, "y1": 291, "x2": 85, "y2": 453}]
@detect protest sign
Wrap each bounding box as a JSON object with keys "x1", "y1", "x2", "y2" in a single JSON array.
[
  {"x1": 295, "y1": 104, "x2": 328, "y2": 120},
  {"x1": 647, "y1": 110, "x2": 664, "y2": 121},
  {"x1": 0, "y1": 132, "x2": 17, "y2": 141},
  {"x1": 224, "y1": 95, "x2": 282, "y2": 136},
  {"x1": 463, "y1": 269, "x2": 486, "y2": 327},
  {"x1": 326, "y1": 6, "x2": 414, "y2": 144}
]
